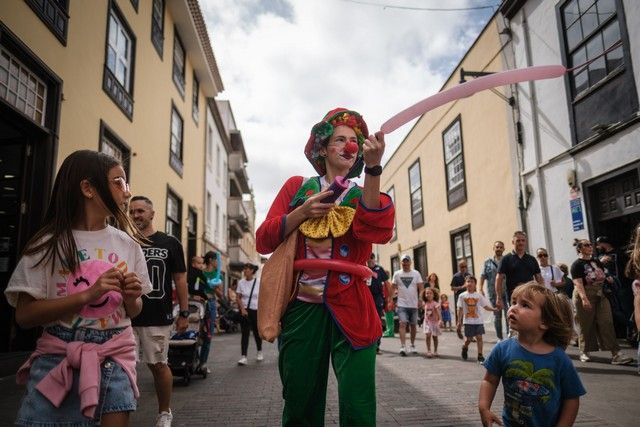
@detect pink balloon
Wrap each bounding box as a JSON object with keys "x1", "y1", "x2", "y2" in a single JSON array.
[{"x1": 380, "y1": 65, "x2": 567, "y2": 134}]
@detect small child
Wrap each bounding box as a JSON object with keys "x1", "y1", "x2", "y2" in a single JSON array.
[
  {"x1": 479, "y1": 282, "x2": 586, "y2": 427},
  {"x1": 440, "y1": 293, "x2": 452, "y2": 331},
  {"x1": 421, "y1": 287, "x2": 441, "y2": 357},
  {"x1": 456, "y1": 276, "x2": 496, "y2": 362}
]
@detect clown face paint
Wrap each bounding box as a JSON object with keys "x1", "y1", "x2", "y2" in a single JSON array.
[{"x1": 66, "y1": 259, "x2": 122, "y2": 318}]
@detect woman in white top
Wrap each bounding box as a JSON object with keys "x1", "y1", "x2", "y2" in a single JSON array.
[
  {"x1": 236, "y1": 263, "x2": 262, "y2": 365},
  {"x1": 536, "y1": 248, "x2": 564, "y2": 293}
]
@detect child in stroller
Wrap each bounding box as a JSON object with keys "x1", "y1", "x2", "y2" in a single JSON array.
[
  {"x1": 218, "y1": 296, "x2": 241, "y2": 333},
  {"x1": 168, "y1": 299, "x2": 207, "y2": 385}
]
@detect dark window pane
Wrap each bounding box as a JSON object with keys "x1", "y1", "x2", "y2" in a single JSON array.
[
  {"x1": 571, "y1": 46, "x2": 587, "y2": 68},
  {"x1": 566, "y1": 21, "x2": 583, "y2": 51},
  {"x1": 586, "y1": 33, "x2": 604, "y2": 60},
  {"x1": 596, "y1": 0, "x2": 616, "y2": 22},
  {"x1": 606, "y1": 45, "x2": 623, "y2": 72},
  {"x1": 564, "y1": 0, "x2": 580, "y2": 28},
  {"x1": 574, "y1": 69, "x2": 589, "y2": 94},
  {"x1": 588, "y1": 57, "x2": 606, "y2": 85},
  {"x1": 578, "y1": 0, "x2": 595, "y2": 13},
  {"x1": 581, "y1": 4, "x2": 598, "y2": 37},
  {"x1": 602, "y1": 19, "x2": 620, "y2": 49}
]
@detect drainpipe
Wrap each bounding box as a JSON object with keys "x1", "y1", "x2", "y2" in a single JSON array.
[{"x1": 521, "y1": 13, "x2": 554, "y2": 254}]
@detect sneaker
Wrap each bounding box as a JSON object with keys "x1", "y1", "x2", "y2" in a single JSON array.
[
  {"x1": 478, "y1": 354, "x2": 485, "y2": 363},
  {"x1": 579, "y1": 352, "x2": 591, "y2": 363},
  {"x1": 156, "y1": 410, "x2": 173, "y2": 427},
  {"x1": 461, "y1": 345, "x2": 468, "y2": 360},
  {"x1": 376, "y1": 347, "x2": 382, "y2": 355},
  {"x1": 409, "y1": 344, "x2": 417, "y2": 354},
  {"x1": 611, "y1": 353, "x2": 633, "y2": 365},
  {"x1": 256, "y1": 351, "x2": 264, "y2": 362},
  {"x1": 399, "y1": 346, "x2": 406, "y2": 357},
  {"x1": 238, "y1": 356, "x2": 248, "y2": 365}
]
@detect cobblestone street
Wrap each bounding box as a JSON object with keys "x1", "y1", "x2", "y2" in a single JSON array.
[{"x1": 2, "y1": 323, "x2": 637, "y2": 426}]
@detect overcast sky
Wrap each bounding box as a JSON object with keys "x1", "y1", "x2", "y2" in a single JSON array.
[{"x1": 201, "y1": 0, "x2": 498, "y2": 227}]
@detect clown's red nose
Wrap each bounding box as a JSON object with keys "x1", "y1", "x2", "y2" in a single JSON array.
[{"x1": 344, "y1": 141, "x2": 358, "y2": 154}]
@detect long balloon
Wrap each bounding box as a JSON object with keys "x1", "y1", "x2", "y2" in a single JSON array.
[
  {"x1": 380, "y1": 65, "x2": 567, "y2": 134},
  {"x1": 293, "y1": 259, "x2": 377, "y2": 279}
]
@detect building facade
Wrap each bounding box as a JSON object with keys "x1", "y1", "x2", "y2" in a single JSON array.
[
  {"x1": 500, "y1": 0, "x2": 640, "y2": 263},
  {"x1": 376, "y1": 14, "x2": 520, "y2": 284},
  {"x1": 0, "y1": 0, "x2": 232, "y2": 352}
]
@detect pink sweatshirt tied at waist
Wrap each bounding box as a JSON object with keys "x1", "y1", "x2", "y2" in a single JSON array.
[{"x1": 16, "y1": 326, "x2": 139, "y2": 418}]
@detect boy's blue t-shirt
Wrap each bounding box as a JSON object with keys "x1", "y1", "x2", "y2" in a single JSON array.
[{"x1": 484, "y1": 338, "x2": 586, "y2": 427}]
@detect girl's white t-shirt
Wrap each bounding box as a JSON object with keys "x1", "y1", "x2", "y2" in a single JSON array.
[{"x1": 5, "y1": 225, "x2": 152, "y2": 330}]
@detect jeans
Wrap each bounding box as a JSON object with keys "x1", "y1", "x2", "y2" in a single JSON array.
[
  {"x1": 199, "y1": 298, "x2": 217, "y2": 365},
  {"x1": 487, "y1": 286, "x2": 509, "y2": 340}
]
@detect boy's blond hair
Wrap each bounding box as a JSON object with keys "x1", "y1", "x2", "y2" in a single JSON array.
[{"x1": 511, "y1": 282, "x2": 574, "y2": 348}]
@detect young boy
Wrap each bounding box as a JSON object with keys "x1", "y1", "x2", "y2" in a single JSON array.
[
  {"x1": 479, "y1": 282, "x2": 586, "y2": 427},
  {"x1": 456, "y1": 276, "x2": 496, "y2": 362}
]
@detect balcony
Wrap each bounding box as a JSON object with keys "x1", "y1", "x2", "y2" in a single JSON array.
[
  {"x1": 228, "y1": 197, "x2": 250, "y2": 232},
  {"x1": 228, "y1": 244, "x2": 250, "y2": 270},
  {"x1": 228, "y1": 152, "x2": 250, "y2": 195}
]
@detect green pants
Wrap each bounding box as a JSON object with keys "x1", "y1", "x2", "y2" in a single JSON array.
[
  {"x1": 279, "y1": 300, "x2": 376, "y2": 426},
  {"x1": 383, "y1": 311, "x2": 395, "y2": 336}
]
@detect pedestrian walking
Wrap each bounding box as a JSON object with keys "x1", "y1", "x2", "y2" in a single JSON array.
[
  {"x1": 570, "y1": 239, "x2": 632, "y2": 365},
  {"x1": 450, "y1": 260, "x2": 470, "y2": 323},
  {"x1": 440, "y1": 293, "x2": 453, "y2": 331},
  {"x1": 495, "y1": 231, "x2": 543, "y2": 311},
  {"x1": 557, "y1": 263, "x2": 575, "y2": 299},
  {"x1": 479, "y1": 240, "x2": 508, "y2": 341},
  {"x1": 456, "y1": 276, "x2": 496, "y2": 363},
  {"x1": 255, "y1": 108, "x2": 394, "y2": 426},
  {"x1": 367, "y1": 253, "x2": 389, "y2": 353},
  {"x1": 536, "y1": 248, "x2": 564, "y2": 293},
  {"x1": 479, "y1": 282, "x2": 586, "y2": 427},
  {"x1": 624, "y1": 225, "x2": 640, "y2": 373},
  {"x1": 426, "y1": 272, "x2": 440, "y2": 290},
  {"x1": 236, "y1": 263, "x2": 262, "y2": 365},
  {"x1": 421, "y1": 287, "x2": 441, "y2": 358},
  {"x1": 5, "y1": 150, "x2": 151, "y2": 426},
  {"x1": 383, "y1": 269, "x2": 396, "y2": 337},
  {"x1": 129, "y1": 196, "x2": 190, "y2": 427},
  {"x1": 393, "y1": 255, "x2": 424, "y2": 356}
]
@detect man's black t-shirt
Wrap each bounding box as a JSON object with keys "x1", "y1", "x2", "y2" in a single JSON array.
[
  {"x1": 369, "y1": 265, "x2": 389, "y2": 308},
  {"x1": 450, "y1": 271, "x2": 470, "y2": 298},
  {"x1": 132, "y1": 232, "x2": 187, "y2": 326},
  {"x1": 497, "y1": 251, "x2": 540, "y2": 294}
]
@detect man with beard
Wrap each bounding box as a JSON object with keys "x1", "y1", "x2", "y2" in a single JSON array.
[{"x1": 480, "y1": 241, "x2": 508, "y2": 341}]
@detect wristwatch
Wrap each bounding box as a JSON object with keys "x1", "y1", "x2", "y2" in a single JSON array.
[
  {"x1": 179, "y1": 310, "x2": 190, "y2": 319},
  {"x1": 364, "y1": 164, "x2": 383, "y2": 176}
]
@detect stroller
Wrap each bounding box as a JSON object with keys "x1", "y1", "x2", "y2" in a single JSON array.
[
  {"x1": 167, "y1": 299, "x2": 207, "y2": 385},
  {"x1": 217, "y1": 296, "x2": 241, "y2": 333}
]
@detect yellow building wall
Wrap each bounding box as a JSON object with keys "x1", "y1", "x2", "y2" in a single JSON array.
[
  {"x1": 0, "y1": 0, "x2": 209, "y2": 252},
  {"x1": 378, "y1": 16, "x2": 519, "y2": 285}
]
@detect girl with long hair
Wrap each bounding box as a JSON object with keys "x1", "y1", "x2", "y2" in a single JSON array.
[{"x1": 5, "y1": 150, "x2": 151, "y2": 426}]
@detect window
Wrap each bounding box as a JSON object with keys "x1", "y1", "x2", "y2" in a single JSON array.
[
  {"x1": 192, "y1": 72, "x2": 199, "y2": 124},
  {"x1": 172, "y1": 30, "x2": 185, "y2": 96},
  {"x1": 206, "y1": 191, "x2": 212, "y2": 228},
  {"x1": 26, "y1": 0, "x2": 69, "y2": 44},
  {"x1": 387, "y1": 186, "x2": 397, "y2": 241},
  {"x1": 413, "y1": 244, "x2": 428, "y2": 279},
  {"x1": 559, "y1": 0, "x2": 638, "y2": 144},
  {"x1": 216, "y1": 145, "x2": 221, "y2": 181},
  {"x1": 103, "y1": 2, "x2": 135, "y2": 119},
  {"x1": 0, "y1": 47, "x2": 47, "y2": 125},
  {"x1": 450, "y1": 226, "x2": 473, "y2": 275},
  {"x1": 151, "y1": 0, "x2": 164, "y2": 57},
  {"x1": 169, "y1": 105, "x2": 183, "y2": 176},
  {"x1": 166, "y1": 189, "x2": 182, "y2": 240},
  {"x1": 408, "y1": 159, "x2": 424, "y2": 229},
  {"x1": 442, "y1": 116, "x2": 467, "y2": 209},
  {"x1": 99, "y1": 121, "x2": 130, "y2": 177},
  {"x1": 390, "y1": 255, "x2": 400, "y2": 276},
  {"x1": 207, "y1": 124, "x2": 213, "y2": 170},
  {"x1": 215, "y1": 204, "x2": 220, "y2": 242}
]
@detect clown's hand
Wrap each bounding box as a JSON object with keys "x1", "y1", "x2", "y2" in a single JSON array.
[
  {"x1": 299, "y1": 189, "x2": 335, "y2": 219},
  {"x1": 363, "y1": 131, "x2": 385, "y2": 168}
]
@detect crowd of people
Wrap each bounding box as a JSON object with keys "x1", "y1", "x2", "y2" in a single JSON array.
[{"x1": 3, "y1": 117, "x2": 639, "y2": 427}]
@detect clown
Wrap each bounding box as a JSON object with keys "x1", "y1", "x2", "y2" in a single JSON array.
[{"x1": 256, "y1": 108, "x2": 394, "y2": 426}]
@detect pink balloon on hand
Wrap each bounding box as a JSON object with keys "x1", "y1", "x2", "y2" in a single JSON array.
[{"x1": 380, "y1": 65, "x2": 567, "y2": 134}]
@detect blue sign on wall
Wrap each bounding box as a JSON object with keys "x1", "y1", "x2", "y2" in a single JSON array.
[{"x1": 570, "y1": 197, "x2": 584, "y2": 231}]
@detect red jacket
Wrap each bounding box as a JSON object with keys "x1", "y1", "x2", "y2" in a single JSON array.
[{"x1": 256, "y1": 176, "x2": 395, "y2": 348}]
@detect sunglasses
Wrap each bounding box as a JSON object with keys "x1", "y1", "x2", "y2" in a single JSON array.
[
  {"x1": 112, "y1": 177, "x2": 130, "y2": 192},
  {"x1": 537, "y1": 253, "x2": 548, "y2": 258}
]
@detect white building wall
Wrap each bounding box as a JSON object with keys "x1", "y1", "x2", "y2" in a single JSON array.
[
  {"x1": 205, "y1": 106, "x2": 228, "y2": 251},
  {"x1": 507, "y1": 0, "x2": 640, "y2": 265}
]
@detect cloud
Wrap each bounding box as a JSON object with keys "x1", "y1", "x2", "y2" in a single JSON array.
[{"x1": 201, "y1": 0, "x2": 495, "y2": 227}]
